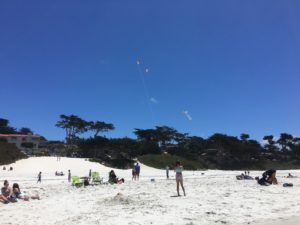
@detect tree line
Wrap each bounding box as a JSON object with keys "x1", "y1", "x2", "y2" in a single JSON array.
[
  {"x1": 55, "y1": 114, "x2": 300, "y2": 169},
  {"x1": 1, "y1": 115, "x2": 300, "y2": 169},
  {"x1": 0, "y1": 118, "x2": 35, "y2": 135}
]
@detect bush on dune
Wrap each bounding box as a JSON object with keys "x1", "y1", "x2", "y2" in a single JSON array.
[
  {"x1": 139, "y1": 154, "x2": 206, "y2": 170},
  {"x1": 0, "y1": 142, "x2": 28, "y2": 165}
]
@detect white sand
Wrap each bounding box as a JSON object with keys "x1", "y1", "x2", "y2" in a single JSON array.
[{"x1": 1, "y1": 157, "x2": 300, "y2": 225}]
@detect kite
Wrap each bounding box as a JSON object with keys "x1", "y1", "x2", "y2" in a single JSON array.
[
  {"x1": 150, "y1": 97, "x2": 158, "y2": 104},
  {"x1": 183, "y1": 111, "x2": 192, "y2": 121}
]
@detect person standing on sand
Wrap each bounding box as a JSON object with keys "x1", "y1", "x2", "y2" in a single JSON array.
[
  {"x1": 166, "y1": 166, "x2": 169, "y2": 179},
  {"x1": 174, "y1": 161, "x2": 186, "y2": 196},
  {"x1": 132, "y1": 167, "x2": 136, "y2": 181},
  {"x1": 68, "y1": 170, "x2": 71, "y2": 182},
  {"x1": 37, "y1": 172, "x2": 42, "y2": 184},
  {"x1": 135, "y1": 163, "x2": 140, "y2": 181}
]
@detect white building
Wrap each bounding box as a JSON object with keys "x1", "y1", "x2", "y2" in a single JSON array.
[{"x1": 0, "y1": 134, "x2": 44, "y2": 154}]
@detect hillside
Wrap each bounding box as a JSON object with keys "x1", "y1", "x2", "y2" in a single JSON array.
[
  {"x1": 0, "y1": 142, "x2": 28, "y2": 165},
  {"x1": 138, "y1": 154, "x2": 300, "y2": 170}
]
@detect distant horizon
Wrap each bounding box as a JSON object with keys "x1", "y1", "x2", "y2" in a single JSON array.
[{"x1": 1, "y1": 1, "x2": 299, "y2": 142}]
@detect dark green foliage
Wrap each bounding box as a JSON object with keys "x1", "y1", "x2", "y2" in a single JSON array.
[
  {"x1": 0, "y1": 118, "x2": 17, "y2": 134},
  {"x1": 21, "y1": 142, "x2": 34, "y2": 148},
  {"x1": 0, "y1": 142, "x2": 28, "y2": 165},
  {"x1": 139, "y1": 154, "x2": 205, "y2": 170},
  {"x1": 19, "y1": 127, "x2": 33, "y2": 135}
]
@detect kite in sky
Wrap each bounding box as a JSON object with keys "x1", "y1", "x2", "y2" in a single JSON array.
[{"x1": 183, "y1": 111, "x2": 192, "y2": 121}]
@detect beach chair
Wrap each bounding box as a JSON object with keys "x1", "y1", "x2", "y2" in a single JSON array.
[
  {"x1": 91, "y1": 172, "x2": 103, "y2": 184},
  {"x1": 71, "y1": 176, "x2": 83, "y2": 187}
]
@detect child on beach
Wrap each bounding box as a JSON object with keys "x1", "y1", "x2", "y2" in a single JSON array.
[
  {"x1": 132, "y1": 168, "x2": 136, "y2": 180},
  {"x1": 166, "y1": 166, "x2": 169, "y2": 179},
  {"x1": 37, "y1": 172, "x2": 42, "y2": 183},
  {"x1": 174, "y1": 161, "x2": 186, "y2": 196},
  {"x1": 68, "y1": 170, "x2": 71, "y2": 182}
]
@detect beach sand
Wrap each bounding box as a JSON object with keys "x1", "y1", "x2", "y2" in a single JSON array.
[{"x1": 1, "y1": 157, "x2": 300, "y2": 225}]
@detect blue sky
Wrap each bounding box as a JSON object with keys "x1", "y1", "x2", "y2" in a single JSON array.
[{"x1": 0, "y1": 0, "x2": 299, "y2": 141}]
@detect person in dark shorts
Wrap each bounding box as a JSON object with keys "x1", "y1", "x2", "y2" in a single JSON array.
[
  {"x1": 132, "y1": 168, "x2": 136, "y2": 181},
  {"x1": 68, "y1": 170, "x2": 71, "y2": 182},
  {"x1": 134, "y1": 163, "x2": 140, "y2": 181},
  {"x1": 37, "y1": 172, "x2": 42, "y2": 184}
]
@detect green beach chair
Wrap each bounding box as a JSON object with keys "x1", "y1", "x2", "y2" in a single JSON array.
[
  {"x1": 71, "y1": 176, "x2": 83, "y2": 187},
  {"x1": 91, "y1": 172, "x2": 103, "y2": 184}
]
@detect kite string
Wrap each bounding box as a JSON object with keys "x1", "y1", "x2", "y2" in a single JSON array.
[{"x1": 136, "y1": 62, "x2": 156, "y2": 125}]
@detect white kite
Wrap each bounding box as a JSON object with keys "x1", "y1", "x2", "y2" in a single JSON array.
[
  {"x1": 150, "y1": 97, "x2": 158, "y2": 104},
  {"x1": 183, "y1": 111, "x2": 192, "y2": 121}
]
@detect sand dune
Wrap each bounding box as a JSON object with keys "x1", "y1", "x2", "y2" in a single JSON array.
[{"x1": 1, "y1": 157, "x2": 300, "y2": 225}]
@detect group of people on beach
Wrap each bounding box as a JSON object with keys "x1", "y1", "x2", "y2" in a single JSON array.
[
  {"x1": 236, "y1": 169, "x2": 294, "y2": 187},
  {"x1": 0, "y1": 180, "x2": 40, "y2": 204},
  {"x1": 2, "y1": 166, "x2": 13, "y2": 171}
]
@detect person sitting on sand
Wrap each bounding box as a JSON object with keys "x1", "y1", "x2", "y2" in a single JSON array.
[
  {"x1": 174, "y1": 161, "x2": 186, "y2": 196},
  {"x1": 109, "y1": 170, "x2": 118, "y2": 184},
  {"x1": 236, "y1": 173, "x2": 245, "y2": 180},
  {"x1": 3, "y1": 166, "x2": 6, "y2": 170},
  {"x1": 287, "y1": 173, "x2": 295, "y2": 178},
  {"x1": 118, "y1": 178, "x2": 125, "y2": 184},
  {"x1": 12, "y1": 183, "x2": 40, "y2": 201},
  {"x1": 109, "y1": 170, "x2": 124, "y2": 184},
  {"x1": 257, "y1": 169, "x2": 278, "y2": 185},
  {"x1": 236, "y1": 173, "x2": 253, "y2": 180},
  {"x1": 0, "y1": 194, "x2": 9, "y2": 204},
  {"x1": 1, "y1": 180, "x2": 17, "y2": 202}
]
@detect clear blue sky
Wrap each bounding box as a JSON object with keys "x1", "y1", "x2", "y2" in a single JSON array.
[{"x1": 1, "y1": 1, "x2": 299, "y2": 141}]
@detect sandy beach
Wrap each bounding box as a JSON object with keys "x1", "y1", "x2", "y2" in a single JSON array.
[{"x1": 1, "y1": 157, "x2": 300, "y2": 225}]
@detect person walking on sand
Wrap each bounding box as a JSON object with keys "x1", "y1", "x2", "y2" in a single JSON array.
[
  {"x1": 37, "y1": 172, "x2": 42, "y2": 184},
  {"x1": 68, "y1": 170, "x2": 71, "y2": 182},
  {"x1": 166, "y1": 166, "x2": 169, "y2": 179},
  {"x1": 174, "y1": 161, "x2": 186, "y2": 196}
]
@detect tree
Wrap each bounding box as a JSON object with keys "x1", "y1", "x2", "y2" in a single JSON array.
[
  {"x1": 19, "y1": 127, "x2": 33, "y2": 135},
  {"x1": 263, "y1": 135, "x2": 279, "y2": 152},
  {"x1": 0, "y1": 118, "x2": 9, "y2": 127},
  {"x1": 89, "y1": 121, "x2": 115, "y2": 137},
  {"x1": 0, "y1": 118, "x2": 17, "y2": 134},
  {"x1": 134, "y1": 128, "x2": 157, "y2": 142},
  {"x1": 277, "y1": 133, "x2": 294, "y2": 152},
  {"x1": 55, "y1": 114, "x2": 89, "y2": 150},
  {"x1": 155, "y1": 126, "x2": 179, "y2": 147},
  {"x1": 240, "y1": 133, "x2": 250, "y2": 142}
]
